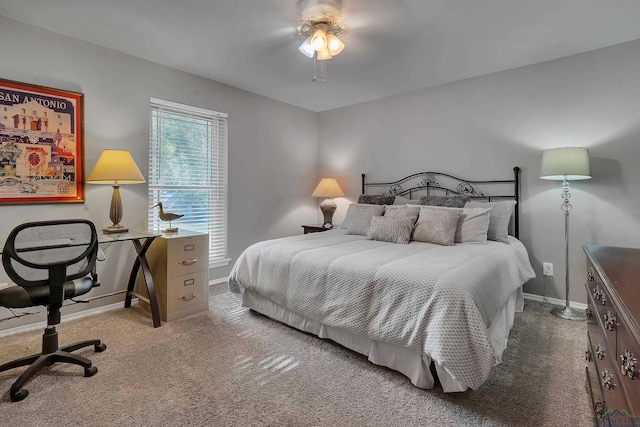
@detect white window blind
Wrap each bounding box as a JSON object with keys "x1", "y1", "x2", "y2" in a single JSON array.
[{"x1": 149, "y1": 98, "x2": 230, "y2": 268}]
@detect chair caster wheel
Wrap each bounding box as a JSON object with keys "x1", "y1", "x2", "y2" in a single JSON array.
[
  {"x1": 95, "y1": 343, "x2": 106, "y2": 352},
  {"x1": 84, "y1": 366, "x2": 97, "y2": 377},
  {"x1": 10, "y1": 389, "x2": 28, "y2": 402}
]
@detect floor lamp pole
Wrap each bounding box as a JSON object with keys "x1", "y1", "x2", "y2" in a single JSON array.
[{"x1": 551, "y1": 178, "x2": 587, "y2": 321}]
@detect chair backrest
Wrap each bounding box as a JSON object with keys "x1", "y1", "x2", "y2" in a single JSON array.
[{"x1": 2, "y1": 219, "x2": 98, "y2": 289}]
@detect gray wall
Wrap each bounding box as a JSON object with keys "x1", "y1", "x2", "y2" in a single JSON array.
[
  {"x1": 0, "y1": 17, "x2": 318, "y2": 330},
  {"x1": 317, "y1": 40, "x2": 640, "y2": 304}
]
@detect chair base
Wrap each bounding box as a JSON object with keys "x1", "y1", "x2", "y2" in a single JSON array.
[{"x1": 0, "y1": 334, "x2": 106, "y2": 402}]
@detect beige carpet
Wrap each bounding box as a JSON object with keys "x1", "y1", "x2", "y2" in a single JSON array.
[{"x1": 0, "y1": 293, "x2": 591, "y2": 426}]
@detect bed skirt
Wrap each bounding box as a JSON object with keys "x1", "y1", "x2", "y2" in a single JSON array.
[{"x1": 238, "y1": 286, "x2": 523, "y2": 392}]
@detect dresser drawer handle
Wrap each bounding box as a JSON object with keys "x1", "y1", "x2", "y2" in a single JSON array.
[
  {"x1": 585, "y1": 350, "x2": 592, "y2": 362},
  {"x1": 595, "y1": 344, "x2": 605, "y2": 360},
  {"x1": 585, "y1": 307, "x2": 592, "y2": 318},
  {"x1": 179, "y1": 293, "x2": 197, "y2": 301},
  {"x1": 602, "y1": 368, "x2": 614, "y2": 390},
  {"x1": 594, "y1": 400, "x2": 604, "y2": 418},
  {"x1": 179, "y1": 258, "x2": 198, "y2": 266},
  {"x1": 604, "y1": 311, "x2": 616, "y2": 331},
  {"x1": 620, "y1": 350, "x2": 637, "y2": 380},
  {"x1": 587, "y1": 271, "x2": 594, "y2": 282},
  {"x1": 593, "y1": 286, "x2": 604, "y2": 302}
]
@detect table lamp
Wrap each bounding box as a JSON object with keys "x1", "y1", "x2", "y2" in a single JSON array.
[
  {"x1": 87, "y1": 149, "x2": 146, "y2": 234},
  {"x1": 312, "y1": 178, "x2": 344, "y2": 227},
  {"x1": 540, "y1": 147, "x2": 591, "y2": 320}
]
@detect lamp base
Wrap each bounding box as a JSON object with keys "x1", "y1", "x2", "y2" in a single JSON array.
[
  {"x1": 103, "y1": 225, "x2": 129, "y2": 234},
  {"x1": 551, "y1": 306, "x2": 587, "y2": 321},
  {"x1": 319, "y1": 199, "x2": 337, "y2": 227}
]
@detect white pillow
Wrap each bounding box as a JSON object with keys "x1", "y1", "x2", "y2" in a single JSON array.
[
  {"x1": 455, "y1": 207, "x2": 492, "y2": 244},
  {"x1": 413, "y1": 206, "x2": 463, "y2": 246},
  {"x1": 340, "y1": 204, "x2": 385, "y2": 236},
  {"x1": 464, "y1": 200, "x2": 517, "y2": 244}
]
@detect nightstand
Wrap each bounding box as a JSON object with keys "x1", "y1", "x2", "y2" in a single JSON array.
[
  {"x1": 302, "y1": 224, "x2": 336, "y2": 234},
  {"x1": 138, "y1": 229, "x2": 209, "y2": 322}
]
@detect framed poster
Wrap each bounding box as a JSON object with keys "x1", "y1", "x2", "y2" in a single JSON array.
[{"x1": 0, "y1": 79, "x2": 84, "y2": 204}]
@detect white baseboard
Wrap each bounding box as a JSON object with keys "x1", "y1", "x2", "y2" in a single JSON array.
[
  {"x1": 0, "y1": 299, "x2": 138, "y2": 338},
  {"x1": 523, "y1": 293, "x2": 587, "y2": 311}
]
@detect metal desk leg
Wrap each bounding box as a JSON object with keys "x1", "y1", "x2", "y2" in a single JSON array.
[{"x1": 124, "y1": 237, "x2": 161, "y2": 328}]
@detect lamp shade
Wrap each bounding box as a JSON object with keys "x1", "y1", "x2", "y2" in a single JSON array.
[
  {"x1": 312, "y1": 178, "x2": 344, "y2": 198},
  {"x1": 87, "y1": 150, "x2": 146, "y2": 184},
  {"x1": 540, "y1": 147, "x2": 591, "y2": 181}
]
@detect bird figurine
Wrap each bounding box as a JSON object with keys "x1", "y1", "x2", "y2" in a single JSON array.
[{"x1": 153, "y1": 202, "x2": 184, "y2": 233}]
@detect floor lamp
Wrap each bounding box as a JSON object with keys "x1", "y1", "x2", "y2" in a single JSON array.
[{"x1": 540, "y1": 147, "x2": 591, "y2": 320}]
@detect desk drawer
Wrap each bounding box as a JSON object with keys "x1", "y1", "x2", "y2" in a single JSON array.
[
  {"x1": 168, "y1": 237, "x2": 208, "y2": 278},
  {"x1": 167, "y1": 270, "x2": 208, "y2": 315}
]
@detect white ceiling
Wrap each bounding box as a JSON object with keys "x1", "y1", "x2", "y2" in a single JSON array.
[{"x1": 1, "y1": 0, "x2": 640, "y2": 112}]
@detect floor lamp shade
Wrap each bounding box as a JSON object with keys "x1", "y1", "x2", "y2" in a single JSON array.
[
  {"x1": 312, "y1": 178, "x2": 344, "y2": 227},
  {"x1": 540, "y1": 147, "x2": 591, "y2": 180},
  {"x1": 87, "y1": 150, "x2": 146, "y2": 234},
  {"x1": 540, "y1": 147, "x2": 591, "y2": 321}
]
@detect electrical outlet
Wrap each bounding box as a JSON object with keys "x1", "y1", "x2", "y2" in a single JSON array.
[{"x1": 543, "y1": 262, "x2": 553, "y2": 276}]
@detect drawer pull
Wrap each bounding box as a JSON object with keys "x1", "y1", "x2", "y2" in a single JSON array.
[
  {"x1": 594, "y1": 400, "x2": 604, "y2": 418},
  {"x1": 620, "y1": 350, "x2": 637, "y2": 380},
  {"x1": 595, "y1": 344, "x2": 605, "y2": 360},
  {"x1": 179, "y1": 293, "x2": 197, "y2": 301},
  {"x1": 179, "y1": 258, "x2": 198, "y2": 266},
  {"x1": 587, "y1": 270, "x2": 595, "y2": 282},
  {"x1": 602, "y1": 368, "x2": 613, "y2": 390},
  {"x1": 585, "y1": 307, "x2": 592, "y2": 318},
  {"x1": 604, "y1": 311, "x2": 616, "y2": 331},
  {"x1": 593, "y1": 286, "x2": 604, "y2": 302},
  {"x1": 585, "y1": 350, "x2": 592, "y2": 362},
  {"x1": 600, "y1": 294, "x2": 606, "y2": 305}
]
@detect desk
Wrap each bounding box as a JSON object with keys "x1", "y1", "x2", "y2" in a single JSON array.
[{"x1": 98, "y1": 231, "x2": 162, "y2": 328}]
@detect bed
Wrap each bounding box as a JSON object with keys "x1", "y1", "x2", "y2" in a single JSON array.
[{"x1": 229, "y1": 168, "x2": 536, "y2": 392}]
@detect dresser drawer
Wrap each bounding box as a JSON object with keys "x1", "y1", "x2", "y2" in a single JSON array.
[
  {"x1": 168, "y1": 236, "x2": 208, "y2": 278},
  {"x1": 616, "y1": 318, "x2": 640, "y2": 417},
  {"x1": 585, "y1": 366, "x2": 605, "y2": 426},
  {"x1": 588, "y1": 277, "x2": 618, "y2": 351}
]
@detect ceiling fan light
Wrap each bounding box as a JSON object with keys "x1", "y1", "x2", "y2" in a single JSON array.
[
  {"x1": 299, "y1": 37, "x2": 315, "y2": 58},
  {"x1": 311, "y1": 27, "x2": 328, "y2": 51},
  {"x1": 316, "y1": 47, "x2": 333, "y2": 60},
  {"x1": 327, "y1": 34, "x2": 345, "y2": 56}
]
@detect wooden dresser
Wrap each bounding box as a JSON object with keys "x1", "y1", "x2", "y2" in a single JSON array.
[{"x1": 584, "y1": 245, "x2": 639, "y2": 427}]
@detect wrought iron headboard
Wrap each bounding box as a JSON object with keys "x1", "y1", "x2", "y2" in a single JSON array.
[{"x1": 361, "y1": 167, "x2": 521, "y2": 239}]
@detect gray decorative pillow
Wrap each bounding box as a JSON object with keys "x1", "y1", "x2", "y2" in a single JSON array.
[
  {"x1": 366, "y1": 214, "x2": 416, "y2": 244},
  {"x1": 413, "y1": 206, "x2": 463, "y2": 246},
  {"x1": 358, "y1": 194, "x2": 395, "y2": 205},
  {"x1": 419, "y1": 195, "x2": 470, "y2": 208},
  {"x1": 464, "y1": 200, "x2": 517, "y2": 244},
  {"x1": 455, "y1": 207, "x2": 492, "y2": 244},
  {"x1": 340, "y1": 204, "x2": 385, "y2": 235},
  {"x1": 393, "y1": 196, "x2": 420, "y2": 205}
]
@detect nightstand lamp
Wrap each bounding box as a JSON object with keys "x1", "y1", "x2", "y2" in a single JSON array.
[
  {"x1": 540, "y1": 147, "x2": 591, "y2": 320},
  {"x1": 312, "y1": 178, "x2": 344, "y2": 227},
  {"x1": 87, "y1": 149, "x2": 146, "y2": 234}
]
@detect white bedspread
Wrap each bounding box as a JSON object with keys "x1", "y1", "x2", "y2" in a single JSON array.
[{"x1": 229, "y1": 229, "x2": 535, "y2": 389}]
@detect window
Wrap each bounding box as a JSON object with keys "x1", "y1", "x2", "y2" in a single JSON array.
[{"x1": 148, "y1": 98, "x2": 229, "y2": 268}]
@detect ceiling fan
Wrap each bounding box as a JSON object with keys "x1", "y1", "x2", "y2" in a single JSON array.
[{"x1": 295, "y1": 0, "x2": 348, "y2": 82}]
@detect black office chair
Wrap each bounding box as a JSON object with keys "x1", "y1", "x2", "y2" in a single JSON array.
[{"x1": 0, "y1": 219, "x2": 106, "y2": 402}]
